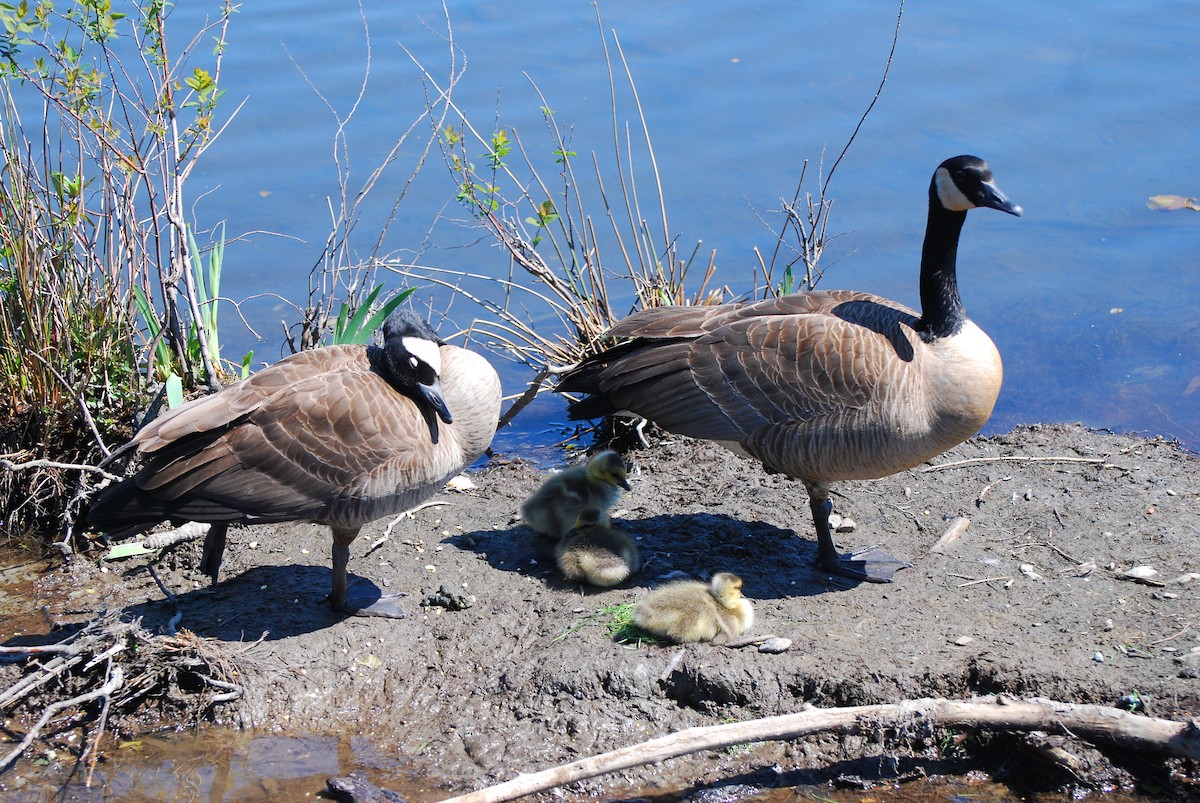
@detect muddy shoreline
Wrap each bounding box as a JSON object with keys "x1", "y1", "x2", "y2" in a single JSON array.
[{"x1": 3, "y1": 424, "x2": 1199, "y2": 799}]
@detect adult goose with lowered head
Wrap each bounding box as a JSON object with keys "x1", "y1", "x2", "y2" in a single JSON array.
[
  {"x1": 89, "y1": 310, "x2": 502, "y2": 617},
  {"x1": 558, "y1": 155, "x2": 1021, "y2": 582}
]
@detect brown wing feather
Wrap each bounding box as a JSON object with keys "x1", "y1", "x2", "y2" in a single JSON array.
[
  {"x1": 92, "y1": 342, "x2": 502, "y2": 534},
  {"x1": 576, "y1": 291, "x2": 921, "y2": 444},
  {"x1": 134, "y1": 347, "x2": 356, "y2": 452}
]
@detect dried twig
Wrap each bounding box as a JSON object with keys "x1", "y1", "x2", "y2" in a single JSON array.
[
  {"x1": 975, "y1": 475, "x2": 1011, "y2": 506},
  {"x1": 0, "y1": 667, "x2": 124, "y2": 772},
  {"x1": 929, "y1": 516, "x2": 971, "y2": 553},
  {"x1": 367, "y1": 500, "x2": 452, "y2": 553},
  {"x1": 922, "y1": 456, "x2": 1124, "y2": 473},
  {"x1": 719, "y1": 634, "x2": 783, "y2": 649},
  {"x1": 0, "y1": 457, "x2": 122, "y2": 482},
  {"x1": 955, "y1": 576, "x2": 1012, "y2": 588}
]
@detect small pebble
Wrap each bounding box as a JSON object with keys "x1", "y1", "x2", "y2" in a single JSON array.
[
  {"x1": 446, "y1": 475, "x2": 477, "y2": 491},
  {"x1": 952, "y1": 636, "x2": 974, "y2": 646},
  {"x1": 1093, "y1": 651, "x2": 1105, "y2": 663},
  {"x1": 757, "y1": 637, "x2": 792, "y2": 654},
  {"x1": 1104, "y1": 618, "x2": 1114, "y2": 631},
  {"x1": 827, "y1": 513, "x2": 857, "y2": 533}
]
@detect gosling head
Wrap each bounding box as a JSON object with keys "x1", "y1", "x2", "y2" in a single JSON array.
[
  {"x1": 586, "y1": 449, "x2": 631, "y2": 491},
  {"x1": 932, "y1": 155, "x2": 1022, "y2": 217},
  {"x1": 709, "y1": 572, "x2": 745, "y2": 607}
]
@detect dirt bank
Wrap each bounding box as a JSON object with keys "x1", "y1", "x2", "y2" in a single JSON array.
[{"x1": 4, "y1": 424, "x2": 1200, "y2": 799}]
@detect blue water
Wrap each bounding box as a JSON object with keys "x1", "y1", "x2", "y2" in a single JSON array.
[{"x1": 146, "y1": 1, "x2": 1200, "y2": 455}]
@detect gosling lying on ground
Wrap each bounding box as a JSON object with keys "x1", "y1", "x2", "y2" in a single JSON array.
[
  {"x1": 555, "y1": 508, "x2": 642, "y2": 587},
  {"x1": 633, "y1": 572, "x2": 754, "y2": 644},
  {"x1": 520, "y1": 449, "x2": 630, "y2": 538}
]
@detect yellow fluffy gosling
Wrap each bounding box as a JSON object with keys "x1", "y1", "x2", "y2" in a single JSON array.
[
  {"x1": 633, "y1": 572, "x2": 754, "y2": 644},
  {"x1": 555, "y1": 508, "x2": 642, "y2": 587}
]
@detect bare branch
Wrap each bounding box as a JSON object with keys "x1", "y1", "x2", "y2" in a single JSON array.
[{"x1": 440, "y1": 696, "x2": 1200, "y2": 803}]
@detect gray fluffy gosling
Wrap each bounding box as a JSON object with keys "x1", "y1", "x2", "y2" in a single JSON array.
[{"x1": 520, "y1": 449, "x2": 630, "y2": 538}]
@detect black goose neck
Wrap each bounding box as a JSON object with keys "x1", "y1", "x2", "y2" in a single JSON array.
[
  {"x1": 368, "y1": 344, "x2": 442, "y2": 442},
  {"x1": 916, "y1": 190, "x2": 969, "y2": 342},
  {"x1": 369, "y1": 344, "x2": 405, "y2": 390}
]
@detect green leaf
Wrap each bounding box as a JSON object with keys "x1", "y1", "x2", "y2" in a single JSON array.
[
  {"x1": 353, "y1": 287, "x2": 416, "y2": 342},
  {"x1": 333, "y1": 285, "x2": 385, "y2": 346},
  {"x1": 104, "y1": 541, "x2": 160, "y2": 561},
  {"x1": 132, "y1": 285, "x2": 174, "y2": 380},
  {"x1": 165, "y1": 372, "x2": 184, "y2": 409},
  {"x1": 331, "y1": 286, "x2": 417, "y2": 345}
]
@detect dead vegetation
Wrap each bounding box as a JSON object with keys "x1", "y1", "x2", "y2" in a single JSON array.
[{"x1": 0, "y1": 613, "x2": 256, "y2": 777}]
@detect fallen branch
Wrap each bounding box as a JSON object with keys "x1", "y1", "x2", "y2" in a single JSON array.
[{"x1": 438, "y1": 696, "x2": 1200, "y2": 803}]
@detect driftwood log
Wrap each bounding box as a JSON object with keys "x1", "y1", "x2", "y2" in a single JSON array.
[{"x1": 439, "y1": 696, "x2": 1200, "y2": 803}]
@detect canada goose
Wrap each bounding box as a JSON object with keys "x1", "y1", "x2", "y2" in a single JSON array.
[
  {"x1": 88, "y1": 310, "x2": 502, "y2": 618},
  {"x1": 519, "y1": 449, "x2": 631, "y2": 538},
  {"x1": 554, "y1": 508, "x2": 642, "y2": 587},
  {"x1": 633, "y1": 572, "x2": 754, "y2": 644},
  {"x1": 559, "y1": 155, "x2": 1021, "y2": 583}
]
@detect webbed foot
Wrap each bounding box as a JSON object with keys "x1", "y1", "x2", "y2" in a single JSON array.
[
  {"x1": 819, "y1": 545, "x2": 912, "y2": 583},
  {"x1": 337, "y1": 590, "x2": 408, "y2": 619}
]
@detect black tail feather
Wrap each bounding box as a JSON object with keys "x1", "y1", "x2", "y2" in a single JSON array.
[
  {"x1": 87, "y1": 478, "x2": 170, "y2": 541},
  {"x1": 565, "y1": 393, "x2": 618, "y2": 421}
]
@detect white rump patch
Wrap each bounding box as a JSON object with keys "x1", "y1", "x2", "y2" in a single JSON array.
[
  {"x1": 402, "y1": 336, "x2": 442, "y2": 375},
  {"x1": 934, "y1": 167, "x2": 975, "y2": 211}
]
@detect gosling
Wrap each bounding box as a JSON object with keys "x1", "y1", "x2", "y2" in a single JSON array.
[
  {"x1": 633, "y1": 572, "x2": 754, "y2": 644},
  {"x1": 555, "y1": 508, "x2": 642, "y2": 588},
  {"x1": 520, "y1": 449, "x2": 630, "y2": 538}
]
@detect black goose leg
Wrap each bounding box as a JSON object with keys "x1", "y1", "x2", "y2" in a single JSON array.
[
  {"x1": 806, "y1": 482, "x2": 910, "y2": 583},
  {"x1": 329, "y1": 528, "x2": 407, "y2": 619},
  {"x1": 199, "y1": 523, "x2": 229, "y2": 587}
]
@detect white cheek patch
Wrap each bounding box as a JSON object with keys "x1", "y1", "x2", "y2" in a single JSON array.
[
  {"x1": 402, "y1": 336, "x2": 443, "y2": 376},
  {"x1": 935, "y1": 167, "x2": 975, "y2": 211}
]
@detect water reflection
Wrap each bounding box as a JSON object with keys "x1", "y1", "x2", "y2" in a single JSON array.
[
  {"x1": 7, "y1": 727, "x2": 1155, "y2": 803},
  {"x1": 9, "y1": 731, "x2": 436, "y2": 802}
]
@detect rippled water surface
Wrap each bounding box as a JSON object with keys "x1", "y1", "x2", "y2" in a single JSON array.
[{"x1": 154, "y1": 0, "x2": 1200, "y2": 457}]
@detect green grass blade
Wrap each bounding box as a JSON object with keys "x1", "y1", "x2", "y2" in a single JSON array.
[
  {"x1": 356, "y1": 287, "x2": 415, "y2": 339},
  {"x1": 132, "y1": 285, "x2": 174, "y2": 379},
  {"x1": 337, "y1": 284, "x2": 386, "y2": 345}
]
